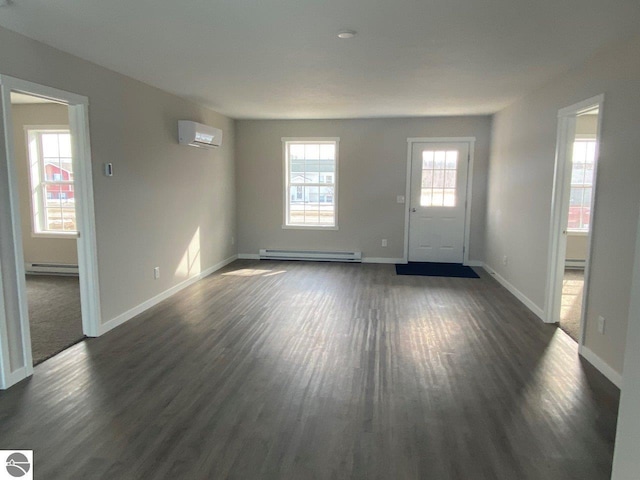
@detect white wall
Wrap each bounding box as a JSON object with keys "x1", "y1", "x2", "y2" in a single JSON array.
[
  {"x1": 236, "y1": 117, "x2": 491, "y2": 261},
  {"x1": 11, "y1": 103, "x2": 78, "y2": 265},
  {"x1": 611, "y1": 204, "x2": 640, "y2": 479},
  {"x1": 486, "y1": 34, "x2": 640, "y2": 375},
  {"x1": 0, "y1": 26, "x2": 236, "y2": 336},
  {"x1": 566, "y1": 234, "x2": 588, "y2": 262}
]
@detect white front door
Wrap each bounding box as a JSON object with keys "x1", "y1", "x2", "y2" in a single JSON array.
[{"x1": 408, "y1": 142, "x2": 469, "y2": 263}]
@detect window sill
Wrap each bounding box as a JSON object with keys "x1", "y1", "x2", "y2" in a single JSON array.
[
  {"x1": 567, "y1": 230, "x2": 589, "y2": 237},
  {"x1": 32, "y1": 232, "x2": 78, "y2": 239},
  {"x1": 282, "y1": 225, "x2": 339, "y2": 231}
]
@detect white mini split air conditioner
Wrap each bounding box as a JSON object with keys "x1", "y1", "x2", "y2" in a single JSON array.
[{"x1": 178, "y1": 120, "x2": 223, "y2": 149}]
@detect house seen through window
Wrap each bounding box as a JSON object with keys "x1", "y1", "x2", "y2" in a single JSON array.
[
  {"x1": 284, "y1": 138, "x2": 338, "y2": 228},
  {"x1": 568, "y1": 139, "x2": 596, "y2": 232},
  {"x1": 27, "y1": 129, "x2": 77, "y2": 235}
]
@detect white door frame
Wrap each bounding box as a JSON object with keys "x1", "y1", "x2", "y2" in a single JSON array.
[
  {"x1": 403, "y1": 137, "x2": 475, "y2": 264},
  {"x1": 544, "y1": 94, "x2": 604, "y2": 337},
  {"x1": 0, "y1": 75, "x2": 101, "y2": 389}
]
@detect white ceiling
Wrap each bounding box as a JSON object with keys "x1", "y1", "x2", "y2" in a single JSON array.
[{"x1": 0, "y1": 0, "x2": 639, "y2": 119}]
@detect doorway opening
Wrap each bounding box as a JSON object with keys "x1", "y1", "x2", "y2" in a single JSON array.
[
  {"x1": 0, "y1": 76, "x2": 101, "y2": 389},
  {"x1": 10, "y1": 92, "x2": 84, "y2": 364},
  {"x1": 404, "y1": 137, "x2": 475, "y2": 265},
  {"x1": 546, "y1": 95, "x2": 603, "y2": 345}
]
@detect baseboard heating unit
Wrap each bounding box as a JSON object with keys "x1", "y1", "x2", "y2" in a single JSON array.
[
  {"x1": 25, "y1": 263, "x2": 79, "y2": 275},
  {"x1": 259, "y1": 249, "x2": 362, "y2": 263}
]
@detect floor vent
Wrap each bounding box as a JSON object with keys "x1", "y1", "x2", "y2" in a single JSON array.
[
  {"x1": 259, "y1": 249, "x2": 362, "y2": 263},
  {"x1": 26, "y1": 263, "x2": 79, "y2": 275}
]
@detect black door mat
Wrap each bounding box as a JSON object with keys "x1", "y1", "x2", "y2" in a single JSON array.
[{"x1": 395, "y1": 262, "x2": 480, "y2": 278}]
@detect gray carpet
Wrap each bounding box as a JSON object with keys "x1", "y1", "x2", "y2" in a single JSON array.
[
  {"x1": 560, "y1": 269, "x2": 584, "y2": 343},
  {"x1": 26, "y1": 274, "x2": 84, "y2": 365}
]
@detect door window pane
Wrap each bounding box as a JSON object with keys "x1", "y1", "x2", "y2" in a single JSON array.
[{"x1": 420, "y1": 149, "x2": 458, "y2": 207}]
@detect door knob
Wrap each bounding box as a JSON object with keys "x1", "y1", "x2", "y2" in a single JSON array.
[{"x1": 411, "y1": 207, "x2": 416, "y2": 213}]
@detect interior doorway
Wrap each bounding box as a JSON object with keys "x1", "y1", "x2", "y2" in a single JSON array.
[
  {"x1": 0, "y1": 75, "x2": 101, "y2": 389},
  {"x1": 404, "y1": 138, "x2": 474, "y2": 264},
  {"x1": 546, "y1": 95, "x2": 603, "y2": 344},
  {"x1": 10, "y1": 92, "x2": 84, "y2": 364}
]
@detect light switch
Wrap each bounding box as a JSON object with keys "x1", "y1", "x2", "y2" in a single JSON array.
[
  {"x1": 397, "y1": 195, "x2": 405, "y2": 204},
  {"x1": 104, "y1": 163, "x2": 113, "y2": 177}
]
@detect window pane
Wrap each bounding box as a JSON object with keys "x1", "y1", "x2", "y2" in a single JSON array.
[
  {"x1": 319, "y1": 144, "x2": 335, "y2": 160},
  {"x1": 304, "y1": 198, "x2": 320, "y2": 224},
  {"x1": 41, "y1": 134, "x2": 60, "y2": 157},
  {"x1": 290, "y1": 186, "x2": 303, "y2": 202},
  {"x1": 443, "y1": 189, "x2": 456, "y2": 207},
  {"x1": 571, "y1": 163, "x2": 585, "y2": 185},
  {"x1": 290, "y1": 158, "x2": 305, "y2": 183},
  {"x1": 567, "y1": 207, "x2": 581, "y2": 230},
  {"x1": 420, "y1": 189, "x2": 432, "y2": 207},
  {"x1": 59, "y1": 134, "x2": 72, "y2": 157},
  {"x1": 29, "y1": 130, "x2": 76, "y2": 234},
  {"x1": 305, "y1": 159, "x2": 320, "y2": 183},
  {"x1": 420, "y1": 149, "x2": 457, "y2": 208},
  {"x1": 60, "y1": 157, "x2": 73, "y2": 175},
  {"x1": 573, "y1": 141, "x2": 587, "y2": 161},
  {"x1": 286, "y1": 141, "x2": 337, "y2": 227},
  {"x1": 445, "y1": 151, "x2": 458, "y2": 169},
  {"x1": 445, "y1": 170, "x2": 457, "y2": 188},
  {"x1": 421, "y1": 170, "x2": 433, "y2": 189},
  {"x1": 44, "y1": 161, "x2": 61, "y2": 181},
  {"x1": 305, "y1": 144, "x2": 320, "y2": 160},
  {"x1": 422, "y1": 151, "x2": 434, "y2": 169},
  {"x1": 570, "y1": 187, "x2": 583, "y2": 206},
  {"x1": 319, "y1": 186, "x2": 334, "y2": 204},
  {"x1": 45, "y1": 207, "x2": 64, "y2": 231},
  {"x1": 584, "y1": 164, "x2": 594, "y2": 186},
  {"x1": 433, "y1": 170, "x2": 445, "y2": 189},
  {"x1": 581, "y1": 206, "x2": 591, "y2": 230},
  {"x1": 290, "y1": 144, "x2": 305, "y2": 159},
  {"x1": 586, "y1": 142, "x2": 596, "y2": 164},
  {"x1": 319, "y1": 158, "x2": 335, "y2": 176},
  {"x1": 432, "y1": 189, "x2": 444, "y2": 206},
  {"x1": 44, "y1": 177, "x2": 76, "y2": 232}
]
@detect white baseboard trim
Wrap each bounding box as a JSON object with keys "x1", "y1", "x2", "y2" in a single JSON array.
[
  {"x1": 237, "y1": 253, "x2": 260, "y2": 260},
  {"x1": 465, "y1": 260, "x2": 484, "y2": 267},
  {"x1": 362, "y1": 257, "x2": 404, "y2": 264},
  {"x1": 97, "y1": 255, "x2": 238, "y2": 336},
  {"x1": 579, "y1": 345, "x2": 622, "y2": 388},
  {"x1": 565, "y1": 260, "x2": 586, "y2": 269},
  {"x1": 483, "y1": 263, "x2": 546, "y2": 322}
]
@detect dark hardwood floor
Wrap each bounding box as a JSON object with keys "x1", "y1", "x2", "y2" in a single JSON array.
[{"x1": 0, "y1": 260, "x2": 619, "y2": 479}]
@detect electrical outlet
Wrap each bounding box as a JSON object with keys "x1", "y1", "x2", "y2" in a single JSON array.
[
  {"x1": 597, "y1": 316, "x2": 606, "y2": 334},
  {"x1": 382, "y1": 239, "x2": 388, "y2": 247},
  {"x1": 154, "y1": 267, "x2": 160, "y2": 279},
  {"x1": 503, "y1": 255, "x2": 508, "y2": 266}
]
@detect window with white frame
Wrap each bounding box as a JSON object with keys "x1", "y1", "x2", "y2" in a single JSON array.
[
  {"x1": 568, "y1": 139, "x2": 596, "y2": 232},
  {"x1": 27, "y1": 128, "x2": 77, "y2": 235},
  {"x1": 284, "y1": 138, "x2": 338, "y2": 228}
]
